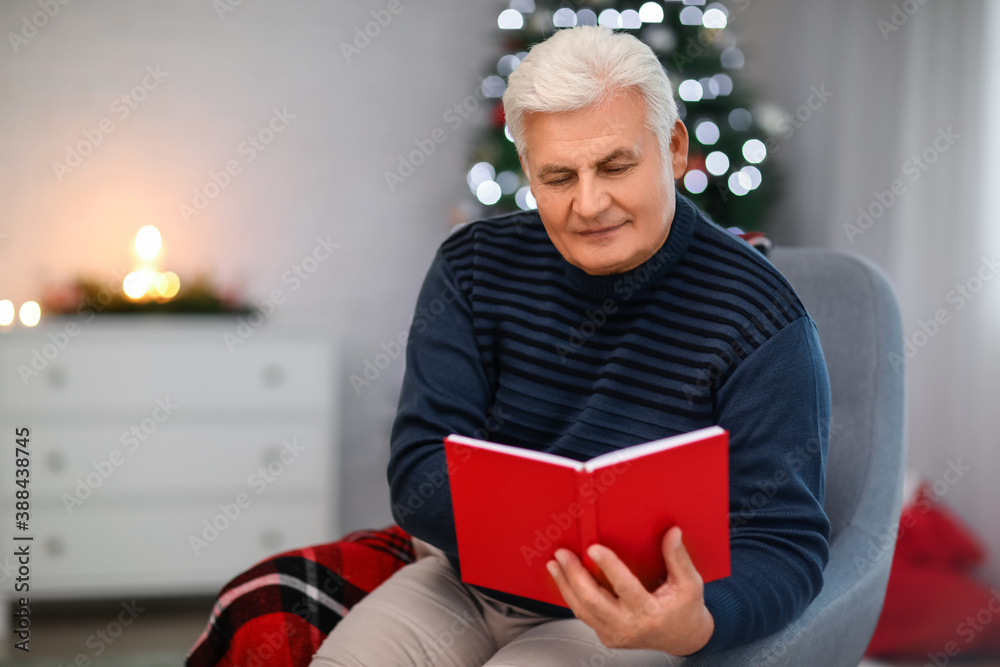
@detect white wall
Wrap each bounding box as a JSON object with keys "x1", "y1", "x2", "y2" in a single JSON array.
[{"x1": 0, "y1": 0, "x2": 503, "y2": 533}]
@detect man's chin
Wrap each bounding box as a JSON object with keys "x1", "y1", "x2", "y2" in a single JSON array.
[{"x1": 569, "y1": 252, "x2": 632, "y2": 276}]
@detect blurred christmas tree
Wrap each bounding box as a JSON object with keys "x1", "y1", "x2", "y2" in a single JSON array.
[{"x1": 464, "y1": 0, "x2": 781, "y2": 232}]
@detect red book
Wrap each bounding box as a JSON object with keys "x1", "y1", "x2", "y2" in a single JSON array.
[{"x1": 444, "y1": 426, "x2": 731, "y2": 608}]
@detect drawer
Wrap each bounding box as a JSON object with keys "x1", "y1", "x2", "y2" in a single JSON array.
[
  {"x1": 1, "y1": 420, "x2": 332, "y2": 500},
  {"x1": 0, "y1": 327, "x2": 333, "y2": 412},
  {"x1": 2, "y1": 501, "x2": 336, "y2": 596}
]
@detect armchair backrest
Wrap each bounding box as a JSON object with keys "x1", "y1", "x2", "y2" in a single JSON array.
[{"x1": 767, "y1": 247, "x2": 905, "y2": 541}]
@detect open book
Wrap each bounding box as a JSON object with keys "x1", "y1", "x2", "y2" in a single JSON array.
[{"x1": 444, "y1": 426, "x2": 731, "y2": 608}]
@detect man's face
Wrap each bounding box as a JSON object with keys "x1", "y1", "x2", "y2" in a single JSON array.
[{"x1": 519, "y1": 88, "x2": 688, "y2": 276}]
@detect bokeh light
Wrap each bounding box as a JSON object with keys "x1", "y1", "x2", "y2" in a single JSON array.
[
  {"x1": 0, "y1": 300, "x2": 14, "y2": 326},
  {"x1": 19, "y1": 301, "x2": 41, "y2": 327},
  {"x1": 135, "y1": 225, "x2": 162, "y2": 260}
]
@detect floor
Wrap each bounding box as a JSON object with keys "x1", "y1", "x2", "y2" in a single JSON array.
[
  {"x1": 863, "y1": 662, "x2": 1000, "y2": 666},
  {"x1": 3, "y1": 596, "x2": 211, "y2": 666},
  {"x1": 4, "y1": 602, "x2": 1000, "y2": 667}
]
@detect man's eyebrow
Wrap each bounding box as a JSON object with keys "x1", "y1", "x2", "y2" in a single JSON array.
[{"x1": 535, "y1": 147, "x2": 641, "y2": 179}]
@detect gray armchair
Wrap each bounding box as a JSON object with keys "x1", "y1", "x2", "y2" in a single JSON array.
[{"x1": 687, "y1": 247, "x2": 906, "y2": 666}]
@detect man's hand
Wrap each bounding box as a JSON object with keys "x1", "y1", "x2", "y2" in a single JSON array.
[{"x1": 546, "y1": 526, "x2": 715, "y2": 656}]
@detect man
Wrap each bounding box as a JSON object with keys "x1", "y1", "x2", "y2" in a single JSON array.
[{"x1": 311, "y1": 24, "x2": 830, "y2": 666}]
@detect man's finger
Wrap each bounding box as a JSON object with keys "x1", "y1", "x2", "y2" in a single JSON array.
[
  {"x1": 587, "y1": 544, "x2": 650, "y2": 605},
  {"x1": 546, "y1": 557, "x2": 583, "y2": 612},
  {"x1": 551, "y1": 549, "x2": 618, "y2": 617},
  {"x1": 661, "y1": 526, "x2": 703, "y2": 587}
]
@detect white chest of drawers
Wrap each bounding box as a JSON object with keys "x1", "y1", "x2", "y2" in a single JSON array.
[{"x1": 0, "y1": 318, "x2": 338, "y2": 611}]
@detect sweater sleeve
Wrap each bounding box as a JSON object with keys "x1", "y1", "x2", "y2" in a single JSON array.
[
  {"x1": 386, "y1": 243, "x2": 493, "y2": 558},
  {"x1": 688, "y1": 314, "x2": 832, "y2": 656}
]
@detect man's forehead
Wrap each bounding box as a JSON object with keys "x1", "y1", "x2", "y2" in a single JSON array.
[{"x1": 520, "y1": 93, "x2": 653, "y2": 170}]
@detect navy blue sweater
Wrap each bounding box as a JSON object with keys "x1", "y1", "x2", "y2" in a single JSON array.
[{"x1": 388, "y1": 193, "x2": 831, "y2": 655}]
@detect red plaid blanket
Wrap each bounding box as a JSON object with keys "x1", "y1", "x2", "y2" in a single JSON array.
[{"x1": 185, "y1": 525, "x2": 414, "y2": 667}]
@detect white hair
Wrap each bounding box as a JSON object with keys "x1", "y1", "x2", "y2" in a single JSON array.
[{"x1": 502, "y1": 25, "x2": 679, "y2": 170}]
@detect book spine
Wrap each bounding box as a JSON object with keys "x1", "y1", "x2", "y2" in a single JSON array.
[{"x1": 575, "y1": 468, "x2": 599, "y2": 571}]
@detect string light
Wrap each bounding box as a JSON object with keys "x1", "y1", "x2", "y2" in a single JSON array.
[
  {"x1": 0, "y1": 300, "x2": 14, "y2": 326},
  {"x1": 638, "y1": 2, "x2": 664, "y2": 23},
  {"x1": 721, "y1": 47, "x2": 745, "y2": 69},
  {"x1": 728, "y1": 171, "x2": 751, "y2": 196},
  {"x1": 19, "y1": 301, "x2": 41, "y2": 327},
  {"x1": 620, "y1": 9, "x2": 642, "y2": 29},
  {"x1": 679, "y1": 7, "x2": 703, "y2": 25},
  {"x1": 152, "y1": 271, "x2": 181, "y2": 300},
  {"x1": 476, "y1": 181, "x2": 502, "y2": 206},
  {"x1": 705, "y1": 151, "x2": 730, "y2": 176},
  {"x1": 464, "y1": 0, "x2": 773, "y2": 227},
  {"x1": 553, "y1": 7, "x2": 577, "y2": 27},
  {"x1": 135, "y1": 225, "x2": 162, "y2": 260},
  {"x1": 123, "y1": 270, "x2": 155, "y2": 300},
  {"x1": 729, "y1": 108, "x2": 752, "y2": 131},
  {"x1": 702, "y1": 7, "x2": 727, "y2": 28},
  {"x1": 498, "y1": 9, "x2": 524, "y2": 29},
  {"x1": 684, "y1": 170, "x2": 708, "y2": 194},
  {"x1": 741, "y1": 165, "x2": 763, "y2": 189},
  {"x1": 598, "y1": 9, "x2": 622, "y2": 28},
  {"x1": 695, "y1": 120, "x2": 720, "y2": 145},
  {"x1": 678, "y1": 79, "x2": 704, "y2": 102},
  {"x1": 742, "y1": 139, "x2": 767, "y2": 163}
]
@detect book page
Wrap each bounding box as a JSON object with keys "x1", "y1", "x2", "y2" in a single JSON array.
[
  {"x1": 445, "y1": 434, "x2": 584, "y2": 470},
  {"x1": 583, "y1": 425, "x2": 726, "y2": 472}
]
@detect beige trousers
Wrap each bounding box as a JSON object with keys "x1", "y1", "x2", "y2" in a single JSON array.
[{"x1": 308, "y1": 539, "x2": 685, "y2": 667}]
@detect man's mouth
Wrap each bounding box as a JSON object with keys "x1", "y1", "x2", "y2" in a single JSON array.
[{"x1": 577, "y1": 221, "x2": 627, "y2": 238}]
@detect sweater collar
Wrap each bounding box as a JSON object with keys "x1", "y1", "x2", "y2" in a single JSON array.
[{"x1": 557, "y1": 192, "x2": 696, "y2": 299}]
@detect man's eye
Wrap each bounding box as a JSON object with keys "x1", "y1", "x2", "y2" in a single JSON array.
[
  {"x1": 546, "y1": 178, "x2": 570, "y2": 186},
  {"x1": 605, "y1": 165, "x2": 632, "y2": 174}
]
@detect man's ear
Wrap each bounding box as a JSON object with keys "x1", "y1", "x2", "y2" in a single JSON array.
[
  {"x1": 518, "y1": 153, "x2": 529, "y2": 183},
  {"x1": 669, "y1": 119, "x2": 689, "y2": 181}
]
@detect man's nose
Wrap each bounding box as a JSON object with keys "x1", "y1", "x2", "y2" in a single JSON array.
[{"x1": 572, "y1": 173, "x2": 611, "y2": 219}]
